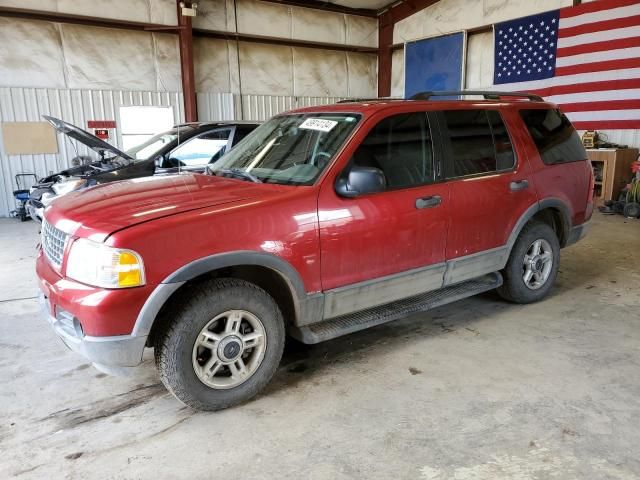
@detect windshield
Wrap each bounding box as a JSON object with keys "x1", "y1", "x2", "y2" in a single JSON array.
[
  {"x1": 125, "y1": 126, "x2": 196, "y2": 160},
  {"x1": 210, "y1": 113, "x2": 360, "y2": 185}
]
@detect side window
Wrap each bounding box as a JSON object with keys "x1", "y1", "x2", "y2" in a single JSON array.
[
  {"x1": 487, "y1": 111, "x2": 516, "y2": 170},
  {"x1": 168, "y1": 129, "x2": 231, "y2": 167},
  {"x1": 231, "y1": 127, "x2": 253, "y2": 146},
  {"x1": 441, "y1": 109, "x2": 515, "y2": 178},
  {"x1": 352, "y1": 112, "x2": 434, "y2": 189},
  {"x1": 519, "y1": 109, "x2": 587, "y2": 165}
]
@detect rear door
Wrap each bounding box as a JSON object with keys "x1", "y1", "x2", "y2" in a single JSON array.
[
  {"x1": 435, "y1": 108, "x2": 538, "y2": 284},
  {"x1": 318, "y1": 111, "x2": 450, "y2": 317}
]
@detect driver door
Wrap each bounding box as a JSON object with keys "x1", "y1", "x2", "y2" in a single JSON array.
[
  {"x1": 318, "y1": 111, "x2": 450, "y2": 317},
  {"x1": 156, "y1": 128, "x2": 232, "y2": 175}
]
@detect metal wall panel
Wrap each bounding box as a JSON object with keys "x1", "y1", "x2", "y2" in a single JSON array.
[
  {"x1": 196, "y1": 92, "x2": 237, "y2": 122},
  {"x1": 238, "y1": 94, "x2": 346, "y2": 121},
  {"x1": 0, "y1": 87, "x2": 183, "y2": 217}
]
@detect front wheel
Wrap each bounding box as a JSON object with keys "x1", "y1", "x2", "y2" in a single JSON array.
[
  {"x1": 155, "y1": 278, "x2": 285, "y2": 411},
  {"x1": 497, "y1": 222, "x2": 560, "y2": 304}
]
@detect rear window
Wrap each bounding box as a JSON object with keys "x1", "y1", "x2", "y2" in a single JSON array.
[{"x1": 519, "y1": 109, "x2": 587, "y2": 165}]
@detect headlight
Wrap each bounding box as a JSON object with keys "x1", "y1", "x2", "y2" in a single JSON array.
[
  {"x1": 52, "y1": 178, "x2": 86, "y2": 196},
  {"x1": 66, "y1": 238, "x2": 145, "y2": 288}
]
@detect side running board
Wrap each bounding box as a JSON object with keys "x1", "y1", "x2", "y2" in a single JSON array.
[{"x1": 290, "y1": 272, "x2": 502, "y2": 344}]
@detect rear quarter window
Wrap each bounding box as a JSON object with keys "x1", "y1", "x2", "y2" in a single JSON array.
[{"x1": 519, "y1": 109, "x2": 587, "y2": 165}]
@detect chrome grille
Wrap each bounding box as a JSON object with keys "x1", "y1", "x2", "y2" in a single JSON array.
[{"x1": 41, "y1": 219, "x2": 68, "y2": 268}]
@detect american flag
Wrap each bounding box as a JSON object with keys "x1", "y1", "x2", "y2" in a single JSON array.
[{"x1": 493, "y1": 0, "x2": 640, "y2": 130}]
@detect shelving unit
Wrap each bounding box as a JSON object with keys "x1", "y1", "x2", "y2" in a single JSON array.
[{"x1": 587, "y1": 148, "x2": 639, "y2": 205}]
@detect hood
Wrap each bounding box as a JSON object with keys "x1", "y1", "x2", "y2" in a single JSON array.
[
  {"x1": 45, "y1": 174, "x2": 281, "y2": 241},
  {"x1": 44, "y1": 115, "x2": 133, "y2": 161}
]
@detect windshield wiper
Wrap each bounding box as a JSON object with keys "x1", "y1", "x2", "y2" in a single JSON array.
[{"x1": 213, "y1": 168, "x2": 262, "y2": 183}]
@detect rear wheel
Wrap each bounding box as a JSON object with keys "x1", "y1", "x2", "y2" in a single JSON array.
[
  {"x1": 497, "y1": 222, "x2": 560, "y2": 304},
  {"x1": 155, "y1": 278, "x2": 285, "y2": 411}
]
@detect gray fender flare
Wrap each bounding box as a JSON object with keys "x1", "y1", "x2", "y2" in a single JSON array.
[
  {"x1": 506, "y1": 198, "x2": 573, "y2": 255},
  {"x1": 131, "y1": 251, "x2": 308, "y2": 338}
]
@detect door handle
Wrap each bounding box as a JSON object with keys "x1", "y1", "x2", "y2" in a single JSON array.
[
  {"x1": 510, "y1": 179, "x2": 529, "y2": 192},
  {"x1": 415, "y1": 195, "x2": 442, "y2": 209}
]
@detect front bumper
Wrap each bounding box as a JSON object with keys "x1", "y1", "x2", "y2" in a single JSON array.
[
  {"x1": 39, "y1": 293, "x2": 147, "y2": 368},
  {"x1": 36, "y1": 250, "x2": 153, "y2": 369}
]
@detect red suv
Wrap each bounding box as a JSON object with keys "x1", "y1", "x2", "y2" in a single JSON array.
[{"x1": 37, "y1": 91, "x2": 593, "y2": 410}]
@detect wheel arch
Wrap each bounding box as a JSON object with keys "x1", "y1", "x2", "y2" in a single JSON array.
[
  {"x1": 507, "y1": 199, "x2": 572, "y2": 254},
  {"x1": 134, "y1": 251, "x2": 311, "y2": 346}
]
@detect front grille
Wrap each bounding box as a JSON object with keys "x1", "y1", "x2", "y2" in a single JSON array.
[
  {"x1": 41, "y1": 219, "x2": 69, "y2": 268},
  {"x1": 30, "y1": 199, "x2": 44, "y2": 209}
]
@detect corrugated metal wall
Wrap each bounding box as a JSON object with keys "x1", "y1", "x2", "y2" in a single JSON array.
[
  {"x1": 0, "y1": 88, "x2": 347, "y2": 217},
  {"x1": 238, "y1": 95, "x2": 346, "y2": 121},
  {"x1": 0, "y1": 87, "x2": 184, "y2": 218}
]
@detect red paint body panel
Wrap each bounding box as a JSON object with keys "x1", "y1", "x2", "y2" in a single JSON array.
[
  {"x1": 36, "y1": 249, "x2": 154, "y2": 336},
  {"x1": 38, "y1": 98, "x2": 593, "y2": 339},
  {"x1": 444, "y1": 109, "x2": 538, "y2": 259}
]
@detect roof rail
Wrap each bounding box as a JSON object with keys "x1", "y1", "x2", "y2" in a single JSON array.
[
  {"x1": 409, "y1": 90, "x2": 544, "y2": 102},
  {"x1": 337, "y1": 97, "x2": 398, "y2": 103}
]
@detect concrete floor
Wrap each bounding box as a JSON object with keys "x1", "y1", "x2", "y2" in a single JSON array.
[{"x1": 1, "y1": 213, "x2": 639, "y2": 479}]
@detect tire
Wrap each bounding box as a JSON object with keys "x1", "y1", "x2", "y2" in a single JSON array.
[
  {"x1": 497, "y1": 221, "x2": 560, "y2": 304},
  {"x1": 154, "y1": 278, "x2": 285, "y2": 411}
]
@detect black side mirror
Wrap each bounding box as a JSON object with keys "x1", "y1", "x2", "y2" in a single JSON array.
[{"x1": 335, "y1": 165, "x2": 386, "y2": 198}]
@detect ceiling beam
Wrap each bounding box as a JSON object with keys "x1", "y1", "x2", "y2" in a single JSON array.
[
  {"x1": 194, "y1": 29, "x2": 378, "y2": 53},
  {"x1": 259, "y1": 0, "x2": 378, "y2": 18}
]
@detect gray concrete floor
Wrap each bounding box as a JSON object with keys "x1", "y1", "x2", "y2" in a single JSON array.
[{"x1": 1, "y1": 213, "x2": 639, "y2": 479}]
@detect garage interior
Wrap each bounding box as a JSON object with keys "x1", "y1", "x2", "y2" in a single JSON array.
[{"x1": 1, "y1": 0, "x2": 640, "y2": 478}]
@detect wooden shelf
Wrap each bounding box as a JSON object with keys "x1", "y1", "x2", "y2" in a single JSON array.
[{"x1": 587, "y1": 148, "x2": 639, "y2": 205}]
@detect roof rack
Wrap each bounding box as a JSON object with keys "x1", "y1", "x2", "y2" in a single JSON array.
[
  {"x1": 409, "y1": 90, "x2": 543, "y2": 102},
  {"x1": 337, "y1": 97, "x2": 399, "y2": 103}
]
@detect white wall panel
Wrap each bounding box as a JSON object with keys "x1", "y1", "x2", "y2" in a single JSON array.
[
  {"x1": 394, "y1": 0, "x2": 573, "y2": 44},
  {"x1": 465, "y1": 30, "x2": 494, "y2": 89},
  {"x1": 0, "y1": 87, "x2": 183, "y2": 218},
  {"x1": 391, "y1": 49, "x2": 405, "y2": 98},
  {"x1": 192, "y1": 0, "x2": 233, "y2": 31},
  {"x1": 291, "y1": 7, "x2": 346, "y2": 45},
  {"x1": 346, "y1": 15, "x2": 378, "y2": 49},
  {"x1": 0, "y1": 0, "x2": 177, "y2": 25},
  {"x1": 194, "y1": 38, "x2": 236, "y2": 93},
  {"x1": 0, "y1": 19, "x2": 180, "y2": 92},
  {"x1": 239, "y1": 43, "x2": 294, "y2": 95},
  {"x1": 347, "y1": 53, "x2": 378, "y2": 98},
  {"x1": 236, "y1": 0, "x2": 292, "y2": 38},
  {"x1": 153, "y1": 34, "x2": 182, "y2": 92},
  {"x1": 196, "y1": 40, "x2": 376, "y2": 98},
  {"x1": 0, "y1": 18, "x2": 67, "y2": 89},
  {"x1": 293, "y1": 48, "x2": 348, "y2": 97},
  {"x1": 60, "y1": 25, "x2": 157, "y2": 91}
]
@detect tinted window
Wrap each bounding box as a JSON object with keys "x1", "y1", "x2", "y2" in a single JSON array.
[
  {"x1": 231, "y1": 126, "x2": 255, "y2": 146},
  {"x1": 352, "y1": 113, "x2": 433, "y2": 189},
  {"x1": 487, "y1": 110, "x2": 516, "y2": 170},
  {"x1": 442, "y1": 109, "x2": 515, "y2": 177},
  {"x1": 519, "y1": 109, "x2": 587, "y2": 165}
]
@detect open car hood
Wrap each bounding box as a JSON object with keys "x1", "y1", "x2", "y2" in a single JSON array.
[{"x1": 43, "y1": 115, "x2": 133, "y2": 161}]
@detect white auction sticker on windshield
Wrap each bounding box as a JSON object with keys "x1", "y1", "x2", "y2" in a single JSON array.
[{"x1": 299, "y1": 118, "x2": 338, "y2": 132}]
